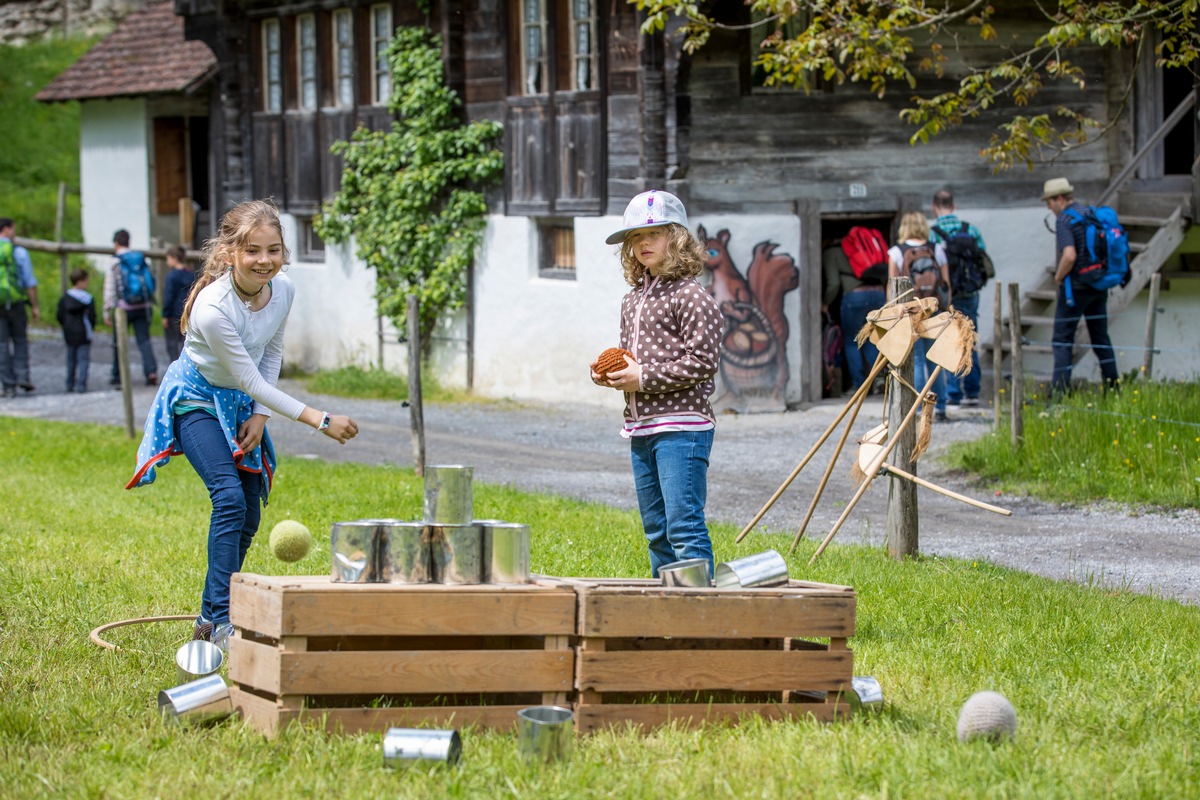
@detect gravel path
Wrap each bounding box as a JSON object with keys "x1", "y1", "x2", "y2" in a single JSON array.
[{"x1": 9, "y1": 332, "x2": 1198, "y2": 606}]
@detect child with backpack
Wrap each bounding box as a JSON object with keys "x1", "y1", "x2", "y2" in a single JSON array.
[
  {"x1": 888, "y1": 211, "x2": 951, "y2": 421},
  {"x1": 161, "y1": 245, "x2": 197, "y2": 363},
  {"x1": 103, "y1": 228, "x2": 159, "y2": 386},
  {"x1": 55, "y1": 267, "x2": 96, "y2": 393}
]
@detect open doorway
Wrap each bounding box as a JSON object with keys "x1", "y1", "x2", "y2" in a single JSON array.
[
  {"x1": 819, "y1": 213, "x2": 894, "y2": 398},
  {"x1": 1162, "y1": 65, "x2": 1195, "y2": 176}
]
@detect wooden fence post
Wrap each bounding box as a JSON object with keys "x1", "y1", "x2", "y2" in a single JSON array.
[
  {"x1": 1141, "y1": 273, "x2": 1162, "y2": 380},
  {"x1": 1007, "y1": 283, "x2": 1024, "y2": 447},
  {"x1": 993, "y1": 280, "x2": 1003, "y2": 427},
  {"x1": 406, "y1": 295, "x2": 425, "y2": 477},
  {"x1": 56, "y1": 182, "x2": 68, "y2": 294},
  {"x1": 115, "y1": 308, "x2": 136, "y2": 438},
  {"x1": 885, "y1": 275, "x2": 918, "y2": 560}
]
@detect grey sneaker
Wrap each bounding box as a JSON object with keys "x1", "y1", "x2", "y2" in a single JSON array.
[
  {"x1": 962, "y1": 397, "x2": 980, "y2": 407},
  {"x1": 210, "y1": 622, "x2": 236, "y2": 653},
  {"x1": 192, "y1": 615, "x2": 213, "y2": 642}
]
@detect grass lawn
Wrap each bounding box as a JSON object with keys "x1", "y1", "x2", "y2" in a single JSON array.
[{"x1": 2, "y1": 416, "x2": 1199, "y2": 799}]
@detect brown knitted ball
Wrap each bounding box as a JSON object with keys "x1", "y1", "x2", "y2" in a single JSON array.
[{"x1": 592, "y1": 347, "x2": 633, "y2": 377}]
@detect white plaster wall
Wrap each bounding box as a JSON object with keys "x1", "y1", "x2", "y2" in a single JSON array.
[{"x1": 80, "y1": 98, "x2": 151, "y2": 263}]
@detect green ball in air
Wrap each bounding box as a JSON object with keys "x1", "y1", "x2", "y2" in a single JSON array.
[{"x1": 269, "y1": 520, "x2": 312, "y2": 563}]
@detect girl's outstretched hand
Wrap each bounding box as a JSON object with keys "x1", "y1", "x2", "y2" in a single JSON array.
[{"x1": 323, "y1": 414, "x2": 359, "y2": 444}]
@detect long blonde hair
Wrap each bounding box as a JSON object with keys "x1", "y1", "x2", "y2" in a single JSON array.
[
  {"x1": 897, "y1": 211, "x2": 930, "y2": 243},
  {"x1": 179, "y1": 199, "x2": 290, "y2": 332},
  {"x1": 617, "y1": 223, "x2": 706, "y2": 287}
]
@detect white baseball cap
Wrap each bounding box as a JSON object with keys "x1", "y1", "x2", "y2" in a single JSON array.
[{"x1": 605, "y1": 190, "x2": 689, "y2": 245}]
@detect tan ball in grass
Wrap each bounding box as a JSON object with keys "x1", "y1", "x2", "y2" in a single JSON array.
[
  {"x1": 592, "y1": 347, "x2": 633, "y2": 377},
  {"x1": 957, "y1": 690, "x2": 1017, "y2": 743},
  {"x1": 269, "y1": 520, "x2": 313, "y2": 563}
]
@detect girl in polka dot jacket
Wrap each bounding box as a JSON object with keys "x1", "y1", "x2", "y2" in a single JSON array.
[{"x1": 591, "y1": 190, "x2": 723, "y2": 580}]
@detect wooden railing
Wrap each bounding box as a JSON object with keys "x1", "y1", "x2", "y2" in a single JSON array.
[{"x1": 1097, "y1": 88, "x2": 1196, "y2": 207}]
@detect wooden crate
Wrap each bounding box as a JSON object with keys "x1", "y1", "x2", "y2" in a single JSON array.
[
  {"x1": 553, "y1": 577, "x2": 856, "y2": 734},
  {"x1": 228, "y1": 573, "x2": 577, "y2": 735}
]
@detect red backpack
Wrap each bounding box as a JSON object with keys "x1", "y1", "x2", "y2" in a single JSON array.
[{"x1": 840, "y1": 227, "x2": 889, "y2": 285}]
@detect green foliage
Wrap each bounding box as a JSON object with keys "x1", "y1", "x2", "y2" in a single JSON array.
[
  {"x1": 304, "y1": 363, "x2": 491, "y2": 404},
  {"x1": 3, "y1": 416, "x2": 1200, "y2": 797},
  {"x1": 316, "y1": 27, "x2": 503, "y2": 346},
  {"x1": 947, "y1": 380, "x2": 1200, "y2": 508},
  {"x1": 633, "y1": 0, "x2": 1200, "y2": 170}
]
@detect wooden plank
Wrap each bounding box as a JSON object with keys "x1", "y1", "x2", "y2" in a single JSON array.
[
  {"x1": 304, "y1": 704, "x2": 528, "y2": 734},
  {"x1": 228, "y1": 636, "x2": 283, "y2": 695},
  {"x1": 543, "y1": 634, "x2": 571, "y2": 708},
  {"x1": 228, "y1": 685, "x2": 282, "y2": 736},
  {"x1": 577, "y1": 649, "x2": 852, "y2": 693},
  {"x1": 574, "y1": 701, "x2": 850, "y2": 734},
  {"x1": 230, "y1": 574, "x2": 286, "y2": 638},
  {"x1": 578, "y1": 593, "x2": 856, "y2": 638},
  {"x1": 278, "y1": 650, "x2": 573, "y2": 695}
]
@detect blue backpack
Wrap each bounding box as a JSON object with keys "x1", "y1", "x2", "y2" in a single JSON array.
[
  {"x1": 1064, "y1": 206, "x2": 1130, "y2": 291},
  {"x1": 117, "y1": 251, "x2": 156, "y2": 304}
]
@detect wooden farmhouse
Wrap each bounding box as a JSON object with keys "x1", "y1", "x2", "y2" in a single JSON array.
[{"x1": 40, "y1": 1, "x2": 1200, "y2": 407}]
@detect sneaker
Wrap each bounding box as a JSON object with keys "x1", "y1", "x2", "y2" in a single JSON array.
[
  {"x1": 192, "y1": 616, "x2": 213, "y2": 642},
  {"x1": 145, "y1": 373, "x2": 158, "y2": 386},
  {"x1": 109, "y1": 378, "x2": 121, "y2": 387},
  {"x1": 2, "y1": 387, "x2": 15, "y2": 399},
  {"x1": 934, "y1": 411, "x2": 948, "y2": 423},
  {"x1": 946, "y1": 398, "x2": 961, "y2": 406},
  {"x1": 18, "y1": 381, "x2": 35, "y2": 392},
  {"x1": 962, "y1": 397, "x2": 980, "y2": 407},
  {"x1": 210, "y1": 622, "x2": 236, "y2": 653}
]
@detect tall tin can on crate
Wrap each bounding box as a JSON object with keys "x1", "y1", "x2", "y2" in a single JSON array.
[
  {"x1": 424, "y1": 465, "x2": 474, "y2": 524},
  {"x1": 330, "y1": 520, "x2": 382, "y2": 582},
  {"x1": 479, "y1": 522, "x2": 531, "y2": 584},
  {"x1": 428, "y1": 524, "x2": 483, "y2": 584},
  {"x1": 378, "y1": 520, "x2": 432, "y2": 583}
]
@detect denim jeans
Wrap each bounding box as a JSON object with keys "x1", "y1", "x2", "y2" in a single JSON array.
[
  {"x1": 164, "y1": 319, "x2": 185, "y2": 364},
  {"x1": 66, "y1": 342, "x2": 91, "y2": 392},
  {"x1": 174, "y1": 410, "x2": 263, "y2": 625},
  {"x1": 914, "y1": 337, "x2": 947, "y2": 414},
  {"x1": 946, "y1": 291, "x2": 981, "y2": 402},
  {"x1": 0, "y1": 302, "x2": 30, "y2": 389},
  {"x1": 110, "y1": 306, "x2": 158, "y2": 382},
  {"x1": 1052, "y1": 280, "x2": 1118, "y2": 395},
  {"x1": 630, "y1": 429, "x2": 715, "y2": 579},
  {"x1": 840, "y1": 287, "x2": 886, "y2": 389}
]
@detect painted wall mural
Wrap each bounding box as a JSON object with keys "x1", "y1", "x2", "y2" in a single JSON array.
[{"x1": 699, "y1": 225, "x2": 800, "y2": 412}]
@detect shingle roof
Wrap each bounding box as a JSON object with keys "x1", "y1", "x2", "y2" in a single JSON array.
[{"x1": 36, "y1": 1, "x2": 217, "y2": 102}]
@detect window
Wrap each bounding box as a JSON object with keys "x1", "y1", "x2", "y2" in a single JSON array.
[
  {"x1": 297, "y1": 14, "x2": 318, "y2": 110},
  {"x1": 570, "y1": 0, "x2": 596, "y2": 91},
  {"x1": 519, "y1": 0, "x2": 548, "y2": 95},
  {"x1": 298, "y1": 218, "x2": 325, "y2": 262},
  {"x1": 539, "y1": 222, "x2": 576, "y2": 280},
  {"x1": 332, "y1": 9, "x2": 354, "y2": 108},
  {"x1": 370, "y1": 4, "x2": 393, "y2": 105},
  {"x1": 263, "y1": 19, "x2": 282, "y2": 112}
]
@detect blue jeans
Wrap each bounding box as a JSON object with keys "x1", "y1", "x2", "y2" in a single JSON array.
[
  {"x1": 0, "y1": 302, "x2": 30, "y2": 389},
  {"x1": 840, "y1": 287, "x2": 885, "y2": 388},
  {"x1": 66, "y1": 342, "x2": 91, "y2": 392},
  {"x1": 110, "y1": 306, "x2": 158, "y2": 382},
  {"x1": 174, "y1": 410, "x2": 263, "y2": 624},
  {"x1": 946, "y1": 291, "x2": 981, "y2": 402},
  {"x1": 630, "y1": 429, "x2": 715, "y2": 579},
  {"x1": 914, "y1": 337, "x2": 947, "y2": 414},
  {"x1": 1052, "y1": 280, "x2": 1118, "y2": 395}
]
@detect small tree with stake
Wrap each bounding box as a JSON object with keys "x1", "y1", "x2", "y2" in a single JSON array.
[{"x1": 316, "y1": 26, "x2": 504, "y2": 351}]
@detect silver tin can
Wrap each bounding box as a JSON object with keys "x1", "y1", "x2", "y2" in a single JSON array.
[
  {"x1": 481, "y1": 522, "x2": 531, "y2": 584},
  {"x1": 423, "y1": 465, "x2": 474, "y2": 524},
  {"x1": 158, "y1": 674, "x2": 232, "y2": 725},
  {"x1": 382, "y1": 728, "x2": 462, "y2": 767},
  {"x1": 714, "y1": 549, "x2": 789, "y2": 589},
  {"x1": 517, "y1": 705, "x2": 574, "y2": 764},
  {"x1": 660, "y1": 558, "x2": 711, "y2": 588},
  {"x1": 330, "y1": 520, "x2": 381, "y2": 583},
  {"x1": 428, "y1": 524, "x2": 483, "y2": 585},
  {"x1": 378, "y1": 521, "x2": 432, "y2": 584},
  {"x1": 174, "y1": 639, "x2": 224, "y2": 686}
]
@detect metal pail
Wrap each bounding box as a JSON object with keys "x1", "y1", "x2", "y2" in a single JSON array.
[
  {"x1": 428, "y1": 524, "x2": 483, "y2": 585},
  {"x1": 714, "y1": 549, "x2": 789, "y2": 588},
  {"x1": 382, "y1": 728, "x2": 462, "y2": 767},
  {"x1": 157, "y1": 674, "x2": 232, "y2": 724},
  {"x1": 481, "y1": 522, "x2": 531, "y2": 584},
  {"x1": 174, "y1": 639, "x2": 224, "y2": 685},
  {"x1": 517, "y1": 705, "x2": 574, "y2": 764},
  {"x1": 378, "y1": 521, "x2": 432, "y2": 583},
  {"x1": 848, "y1": 675, "x2": 884, "y2": 712},
  {"x1": 423, "y1": 465, "x2": 474, "y2": 524},
  {"x1": 660, "y1": 558, "x2": 711, "y2": 588},
  {"x1": 330, "y1": 520, "x2": 381, "y2": 582}
]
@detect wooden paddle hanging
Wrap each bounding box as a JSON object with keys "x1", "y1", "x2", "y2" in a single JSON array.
[{"x1": 875, "y1": 313, "x2": 917, "y2": 366}]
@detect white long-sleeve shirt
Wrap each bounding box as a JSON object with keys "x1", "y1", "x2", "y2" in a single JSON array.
[{"x1": 183, "y1": 272, "x2": 305, "y2": 420}]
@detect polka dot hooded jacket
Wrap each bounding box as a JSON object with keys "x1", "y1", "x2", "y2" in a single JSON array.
[{"x1": 619, "y1": 274, "x2": 723, "y2": 423}]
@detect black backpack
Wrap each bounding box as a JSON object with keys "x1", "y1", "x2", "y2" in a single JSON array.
[{"x1": 932, "y1": 223, "x2": 991, "y2": 296}]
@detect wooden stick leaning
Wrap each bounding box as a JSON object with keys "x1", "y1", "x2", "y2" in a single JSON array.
[
  {"x1": 734, "y1": 352, "x2": 888, "y2": 543},
  {"x1": 808, "y1": 365, "x2": 943, "y2": 564},
  {"x1": 786, "y1": 381, "x2": 873, "y2": 555},
  {"x1": 856, "y1": 441, "x2": 1013, "y2": 516}
]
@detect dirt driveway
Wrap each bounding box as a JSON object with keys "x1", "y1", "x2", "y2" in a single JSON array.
[{"x1": 12, "y1": 333, "x2": 1199, "y2": 605}]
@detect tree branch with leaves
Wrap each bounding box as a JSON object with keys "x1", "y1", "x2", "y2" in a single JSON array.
[
  {"x1": 316, "y1": 26, "x2": 504, "y2": 346},
  {"x1": 634, "y1": 0, "x2": 1199, "y2": 170}
]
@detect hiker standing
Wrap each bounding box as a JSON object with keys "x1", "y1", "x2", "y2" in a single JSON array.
[
  {"x1": 103, "y1": 228, "x2": 159, "y2": 386},
  {"x1": 161, "y1": 245, "x2": 197, "y2": 363},
  {"x1": 929, "y1": 188, "x2": 991, "y2": 407},
  {"x1": 1042, "y1": 178, "x2": 1120, "y2": 396},
  {"x1": 55, "y1": 267, "x2": 96, "y2": 394},
  {"x1": 888, "y1": 211, "x2": 951, "y2": 422},
  {"x1": 823, "y1": 234, "x2": 886, "y2": 393},
  {"x1": 0, "y1": 217, "x2": 39, "y2": 398}
]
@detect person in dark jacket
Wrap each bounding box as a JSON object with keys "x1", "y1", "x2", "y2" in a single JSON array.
[
  {"x1": 56, "y1": 267, "x2": 96, "y2": 393},
  {"x1": 161, "y1": 245, "x2": 196, "y2": 363}
]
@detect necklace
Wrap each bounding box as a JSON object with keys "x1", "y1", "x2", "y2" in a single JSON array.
[{"x1": 230, "y1": 272, "x2": 264, "y2": 309}]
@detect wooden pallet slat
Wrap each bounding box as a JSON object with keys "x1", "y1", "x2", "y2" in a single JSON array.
[{"x1": 578, "y1": 649, "x2": 852, "y2": 693}]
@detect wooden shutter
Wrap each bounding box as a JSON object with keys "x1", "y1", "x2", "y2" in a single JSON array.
[{"x1": 154, "y1": 117, "x2": 188, "y2": 215}]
